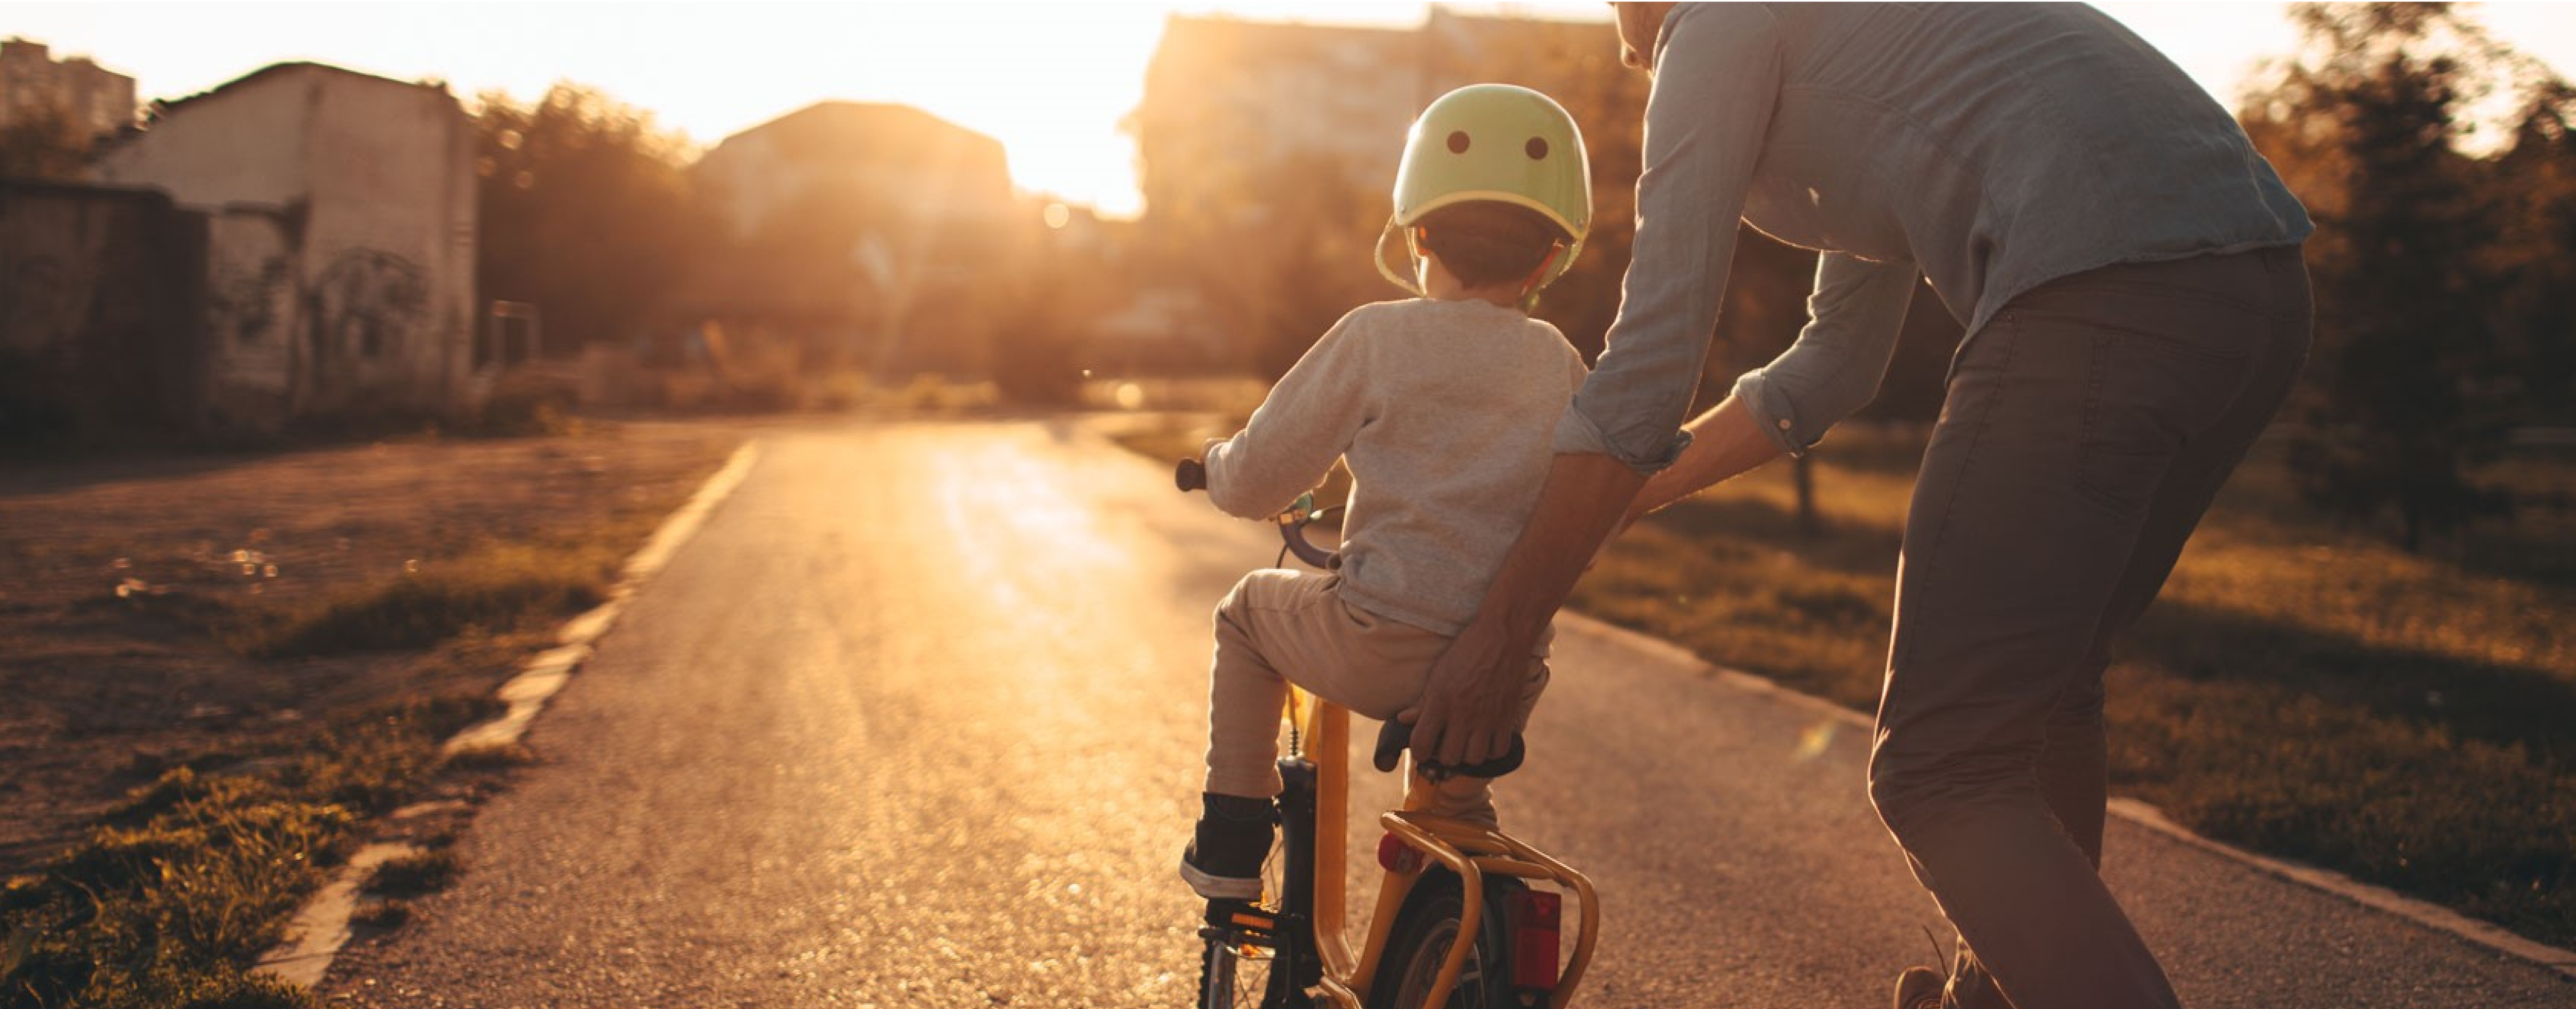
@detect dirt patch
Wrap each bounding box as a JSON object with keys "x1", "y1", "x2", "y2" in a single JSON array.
[{"x1": 0, "y1": 421, "x2": 744, "y2": 877}]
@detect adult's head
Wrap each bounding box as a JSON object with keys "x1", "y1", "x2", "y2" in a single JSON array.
[{"x1": 1610, "y1": 2, "x2": 1680, "y2": 72}]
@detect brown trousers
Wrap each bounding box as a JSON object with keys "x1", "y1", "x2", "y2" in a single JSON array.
[{"x1": 1869, "y1": 246, "x2": 2312, "y2": 1009}]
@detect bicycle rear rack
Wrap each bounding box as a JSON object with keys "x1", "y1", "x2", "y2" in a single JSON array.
[{"x1": 1354, "y1": 812, "x2": 1601, "y2": 1009}]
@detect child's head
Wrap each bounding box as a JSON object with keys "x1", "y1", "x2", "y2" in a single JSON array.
[
  {"x1": 1413, "y1": 201, "x2": 1561, "y2": 294},
  {"x1": 1377, "y1": 84, "x2": 1592, "y2": 306}
]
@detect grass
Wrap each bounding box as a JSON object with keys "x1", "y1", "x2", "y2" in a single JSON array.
[
  {"x1": 0, "y1": 694, "x2": 495, "y2": 1009},
  {"x1": 361, "y1": 851, "x2": 459, "y2": 900},
  {"x1": 0, "y1": 425, "x2": 736, "y2": 1007},
  {"x1": 214, "y1": 534, "x2": 639, "y2": 660},
  {"x1": 1112, "y1": 412, "x2": 2576, "y2": 949},
  {"x1": 1575, "y1": 427, "x2": 2576, "y2": 949}
]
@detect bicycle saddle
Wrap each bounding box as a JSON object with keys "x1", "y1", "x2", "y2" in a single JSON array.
[{"x1": 1372, "y1": 718, "x2": 1524, "y2": 779}]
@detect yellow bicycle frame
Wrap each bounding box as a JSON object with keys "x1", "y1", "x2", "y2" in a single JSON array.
[{"x1": 1280, "y1": 686, "x2": 1600, "y2": 1009}]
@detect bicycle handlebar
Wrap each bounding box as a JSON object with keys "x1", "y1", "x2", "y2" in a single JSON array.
[
  {"x1": 1177, "y1": 457, "x2": 1522, "y2": 780},
  {"x1": 1175, "y1": 459, "x2": 1341, "y2": 570}
]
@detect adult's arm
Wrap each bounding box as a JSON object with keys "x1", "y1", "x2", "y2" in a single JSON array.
[
  {"x1": 1635, "y1": 253, "x2": 1923, "y2": 516},
  {"x1": 1405, "y1": 5, "x2": 1784, "y2": 767}
]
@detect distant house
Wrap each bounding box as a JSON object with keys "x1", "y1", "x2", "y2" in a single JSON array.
[
  {"x1": 1130, "y1": 10, "x2": 1614, "y2": 227},
  {"x1": 0, "y1": 37, "x2": 137, "y2": 136},
  {"x1": 696, "y1": 100, "x2": 1015, "y2": 244},
  {"x1": 90, "y1": 62, "x2": 476, "y2": 430},
  {"x1": 689, "y1": 102, "x2": 1024, "y2": 373}
]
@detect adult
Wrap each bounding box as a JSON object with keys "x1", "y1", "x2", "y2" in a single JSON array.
[{"x1": 1403, "y1": 4, "x2": 2312, "y2": 1008}]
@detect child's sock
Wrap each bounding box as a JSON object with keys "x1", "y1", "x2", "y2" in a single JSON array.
[{"x1": 1181, "y1": 792, "x2": 1276, "y2": 900}]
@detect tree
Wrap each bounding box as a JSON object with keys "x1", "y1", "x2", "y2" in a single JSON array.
[
  {"x1": 2488, "y1": 82, "x2": 2576, "y2": 427},
  {"x1": 2249, "y1": 3, "x2": 2525, "y2": 550},
  {"x1": 473, "y1": 84, "x2": 711, "y2": 355}
]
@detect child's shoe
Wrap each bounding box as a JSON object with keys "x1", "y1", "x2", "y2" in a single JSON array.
[{"x1": 1179, "y1": 793, "x2": 1275, "y2": 900}]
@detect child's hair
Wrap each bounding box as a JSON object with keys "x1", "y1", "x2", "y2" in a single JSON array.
[{"x1": 1415, "y1": 202, "x2": 1563, "y2": 290}]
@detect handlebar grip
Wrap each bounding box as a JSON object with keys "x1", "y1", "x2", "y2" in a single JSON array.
[
  {"x1": 1372, "y1": 718, "x2": 1524, "y2": 779},
  {"x1": 1176, "y1": 459, "x2": 1207, "y2": 493}
]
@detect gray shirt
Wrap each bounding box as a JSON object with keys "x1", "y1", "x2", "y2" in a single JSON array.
[
  {"x1": 1556, "y1": 2, "x2": 2313, "y2": 467},
  {"x1": 1206, "y1": 298, "x2": 1586, "y2": 635}
]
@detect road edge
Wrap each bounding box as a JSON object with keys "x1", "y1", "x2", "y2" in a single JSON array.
[
  {"x1": 1558, "y1": 612, "x2": 2576, "y2": 982},
  {"x1": 251, "y1": 440, "x2": 762, "y2": 989}
]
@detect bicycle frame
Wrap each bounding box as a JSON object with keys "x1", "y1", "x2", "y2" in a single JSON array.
[
  {"x1": 1272, "y1": 685, "x2": 1601, "y2": 1009},
  {"x1": 1178, "y1": 458, "x2": 1601, "y2": 1008}
]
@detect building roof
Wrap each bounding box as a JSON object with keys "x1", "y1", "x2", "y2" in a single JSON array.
[
  {"x1": 150, "y1": 60, "x2": 448, "y2": 117},
  {"x1": 709, "y1": 100, "x2": 1006, "y2": 174}
]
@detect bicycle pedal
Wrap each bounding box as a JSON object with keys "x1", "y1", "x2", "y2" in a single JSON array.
[{"x1": 1202, "y1": 899, "x2": 1280, "y2": 936}]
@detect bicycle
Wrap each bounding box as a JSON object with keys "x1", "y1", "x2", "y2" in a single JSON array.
[{"x1": 1175, "y1": 459, "x2": 1600, "y2": 1009}]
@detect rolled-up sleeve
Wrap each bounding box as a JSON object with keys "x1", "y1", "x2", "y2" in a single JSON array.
[
  {"x1": 1732, "y1": 251, "x2": 1918, "y2": 457},
  {"x1": 1556, "y1": 5, "x2": 1783, "y2": 472}
]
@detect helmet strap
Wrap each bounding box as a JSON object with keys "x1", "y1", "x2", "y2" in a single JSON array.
[
  {"x1": 1512, "y1": 242, "x2": 1569, "y2": 309},
  {"x1": 1374, "y1": 216, "x2": 1424, "y2": 296}
]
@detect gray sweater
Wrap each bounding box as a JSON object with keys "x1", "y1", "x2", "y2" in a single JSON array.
[
  {"x1": 1205, "y1": 298, "x2": 1585, "y2": 636},
  {"x1": 1556, "y1": 3, "x2": 2313, "y2": 469}
]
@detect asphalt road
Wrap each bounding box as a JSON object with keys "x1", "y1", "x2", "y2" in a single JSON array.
[{"x1": 323, "y1": 418, "x2": 2572, "y2": 1008}]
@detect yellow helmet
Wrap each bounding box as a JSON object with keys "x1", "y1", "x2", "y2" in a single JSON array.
[{"x1": 1377, "y1": 84, "x2": 1592, "y2": 299}]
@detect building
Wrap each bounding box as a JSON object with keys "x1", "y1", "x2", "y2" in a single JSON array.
[
  {"x1": 690, "y1": 102, "x2": 1024, "y2": 374},
  {"x1": 0, "y1": 180, "x2": 204, "y2": 439},
  {"x1": 696, "y1": 101, "x2": 1015, "y2": 244},
  {"x1": 0, "y1": 38, "x2": 136, "y2": 136},
  {"x1": 89, "y1": 62, "x2": 477, "y2": 431},
  {"x1": 1129, "y1": 9, "x2": 1615, "y2": 228}
]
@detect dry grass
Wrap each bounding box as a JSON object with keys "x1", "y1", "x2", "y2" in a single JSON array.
[
  {"x1": 1576, "y1": 426, "x2": 2576, "y2": 948},
  {"x1": 0, "y1": 421, "x2": 743, "y2": 1007},
  {"x1": 217, "y1": 533, "x2": 640, "y2": 660},
  {"x1": 0, "y1": 694, "x2": 496, "y2": 1009}
]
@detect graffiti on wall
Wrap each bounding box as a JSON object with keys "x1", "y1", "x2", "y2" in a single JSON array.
[
  {"x1": 305, "y1": 249, "x2": 427, "y2": 365},
  {"x1": 209, "y1": 256, "x2": 292, "y2": 346}
]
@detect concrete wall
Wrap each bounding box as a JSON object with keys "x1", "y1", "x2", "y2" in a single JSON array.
[
  {"x1": 93, "y1": 63, "x2": 476, "y2": 427},
  {"x1": 0, "y1": 181, "x2": 204, "y2": 438},
  {"x1": 200, "y1": 208, "x2": 297, "y2": 429},
  {"x1": 92, "y1": 74, "x2": 308, "y2": 208}
]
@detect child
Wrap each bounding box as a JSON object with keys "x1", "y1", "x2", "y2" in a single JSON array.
[{"x1": 1182, "y1": 84, "x2": 1593, "y2": 901}]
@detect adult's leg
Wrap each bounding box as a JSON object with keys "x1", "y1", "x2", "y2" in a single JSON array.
[
  {"x1": 1929, "y1": 248, "x2": 2313, "y2": 1007},
  {"x1": 1870, "y1": 248, "x2": 2308, "y2": 1009}
]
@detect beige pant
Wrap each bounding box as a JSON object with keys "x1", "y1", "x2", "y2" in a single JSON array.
[{"x1": 1204, "y1": 569, "x2": 1547, "y2": 827}]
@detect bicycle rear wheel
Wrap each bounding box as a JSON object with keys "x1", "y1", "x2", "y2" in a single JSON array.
[{"x1": 1367, "y1": 873, "x2": 1527, "y2": 1009}]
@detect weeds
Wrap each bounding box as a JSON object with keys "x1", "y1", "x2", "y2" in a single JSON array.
[
  {"x1": 0, "y1": 696, "x2": 494, "y2": 1009},
  {"x1": 345, "y1": 901, "x2": 409, "y2": 931},
  {"x1": 1571, "y1": 431, "x2": 2576, "y2": 949},
  {"x1": 221, "y1": 542, "x2": 623, "y2": 660},
  {"x1": 440, "y1": 743, "x2": 535, "y2": 771},
  {"x1": 363, "y1": 851, "x2": 458, "y2": 900}
]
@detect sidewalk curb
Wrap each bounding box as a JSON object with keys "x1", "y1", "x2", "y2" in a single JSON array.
[
  {"x1": 1559, "y1": 613, "x2": 2576, "y2": 982},
  {"x1": 251, "y1": 441, "x2": 762, "y2": 989}
]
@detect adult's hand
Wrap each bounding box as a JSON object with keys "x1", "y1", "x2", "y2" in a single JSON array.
[
  {"x1": 1404, "y1": 613, "x2": 1531, "y2": 769},
  {"x1": 1405, "y1": 452, "x2": 1644, "y2": 767}
]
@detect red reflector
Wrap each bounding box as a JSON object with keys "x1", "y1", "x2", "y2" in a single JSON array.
[
  {"x1": 1376, "y1": 833, "x2": 1427, "y2": 874},
  {"x1": 1508, "y1": 890, "x2": 1562, "y2": 990}
]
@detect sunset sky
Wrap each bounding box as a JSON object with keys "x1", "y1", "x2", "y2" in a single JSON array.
[{"x1": 15, "y1": 2, "x2": 2576, "y2": 217}]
